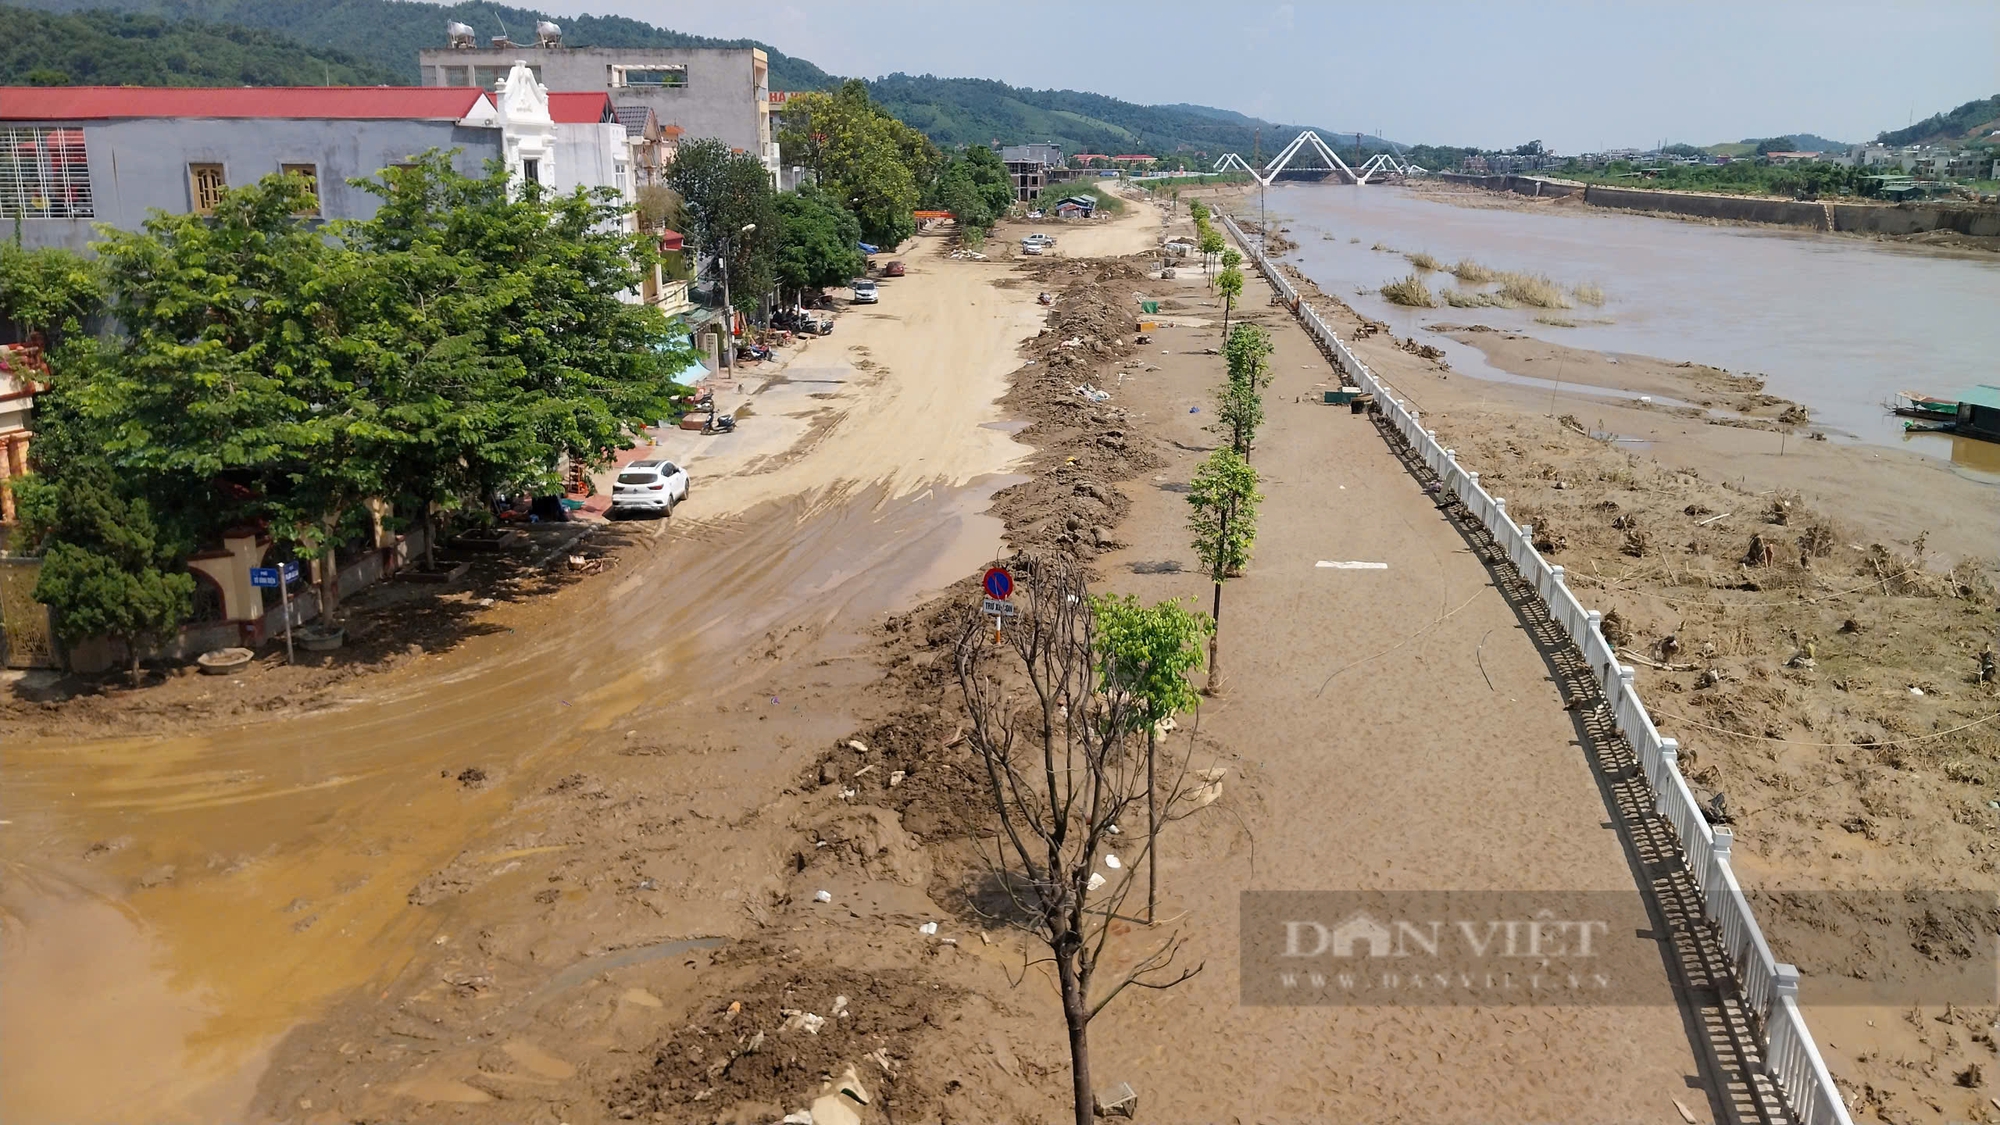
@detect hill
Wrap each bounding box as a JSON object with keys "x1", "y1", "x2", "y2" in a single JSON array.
[
  {"x1": 1875, "y1": 93, "x2": 2000, "y2": 148},
  {"x1": 0, "y1": 3, "x2": 399, "y2": 87},
  {"x1": 9, "y1": 0, "x2": 839, "y2": 91},
  {"x1": 867, "y1": 74, "x2": 1370, "y2": 159},
  {"x1": 1704, "y1": 133, "x2": 1851, "y2": 158}
]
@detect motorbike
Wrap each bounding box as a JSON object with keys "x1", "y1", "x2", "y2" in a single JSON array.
[{"x1": 702, "y1": 409, "x2": 736, "y2": 435}]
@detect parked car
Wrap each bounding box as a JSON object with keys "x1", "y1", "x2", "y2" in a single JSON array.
[
  {"x1": 882, "y1": 260, "x2": 906, "y2": 277},
  {"x1": 1021, "y1": 242, "x2": 1045, "y2": 256},
  {"x1": 1026, "y1": 209, "x2": 1045, "y2": 219},
  {"x1": 610, "y1": 459, "x2": 690, "y2": 516},
  {"x1": 851, "y1": 278, "x2": 879, "y2": 304}
]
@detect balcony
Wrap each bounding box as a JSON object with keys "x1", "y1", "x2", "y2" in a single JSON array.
[{"x1": 651, "y1": 279, "x2": 693, "y2": 319}]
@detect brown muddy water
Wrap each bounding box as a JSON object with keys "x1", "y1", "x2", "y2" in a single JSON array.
[
  {"x1": 0, "y1": 476, "x2": 1016, "y2": 1124},
  {"x1": 1259, "y1": 183, "x2": 2000, "y2": 481}
]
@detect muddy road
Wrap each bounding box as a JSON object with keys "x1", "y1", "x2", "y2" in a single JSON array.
[{"x1": 0, "y1": 217, "x2": 1152, "y2": 1123}]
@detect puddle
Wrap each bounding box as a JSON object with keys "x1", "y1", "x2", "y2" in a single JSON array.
[{"x1": 979, "y1": 418, "x2": 1033, "y2": 434}]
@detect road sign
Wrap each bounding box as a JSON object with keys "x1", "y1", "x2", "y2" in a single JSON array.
[
  {"x1": 982, "y1": 566, "x2": 1014, "y2": 601},
  {"x1": 982, "y1": 597, "x2": 1018, "y2": 618},
  {"x1": 283, "y1": 560, "x2": 300, "y2": 584},
  {"x1": 250, "y1": 567, "x2": 280, "y2": 588}
]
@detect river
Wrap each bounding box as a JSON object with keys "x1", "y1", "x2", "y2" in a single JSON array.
[{"x1": 1253, "y1": 183, "x2": 2000, "y2": 479}]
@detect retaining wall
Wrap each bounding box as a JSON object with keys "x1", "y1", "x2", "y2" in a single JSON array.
[
  {"x1": 1439, "y1": 172, "x2": 1583, "y2": 198},
  {"x1": 1446, "y1": 174, "x2": 2000, "y2": 237},
  {"x1": 1220, "y1": 209, "x2": 1854, "y2": 1125}
]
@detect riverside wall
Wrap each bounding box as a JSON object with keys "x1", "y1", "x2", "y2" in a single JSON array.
[{"x1": 1446, "y1": 175, "x2": 2000, "y2": 238}]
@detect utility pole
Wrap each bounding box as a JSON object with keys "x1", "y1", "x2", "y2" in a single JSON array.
[{"x1": 716, "y1": 222, "x2": 756, "y2": 372}]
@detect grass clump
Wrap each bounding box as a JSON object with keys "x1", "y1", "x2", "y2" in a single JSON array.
[
  {"x1": 1497, "y1": 272, "x2": 1572, "y2": 309},
  {"x1": 1534, "y1": 314, "x2": 1579, "y2": 327},
  {"x1": 1571, "y1": 281, "x2": 1605, "y2": 306},
  {"x1": 1450, "y1": 259, "x2": 1498, "y2": 283},
  {"x1": 1405, "y1": 250, "x2": 1442, "y2": 271},
  {"x1": 1441, "y1": 288, "x2": 1502, "y2": 308},
  {"x1": 1380, "y1": 273, "x2": 1437, "y2": 307},
  {"x1": 1370, "y1": 241, "x2": 1397, "y2": 252}
]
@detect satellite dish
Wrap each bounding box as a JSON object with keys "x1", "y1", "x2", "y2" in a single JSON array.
[
  {"x1": 535, "y1": 20, "x2": 562, "y2": 47},
  {"x1": 446, "y1": 21, "x2": 475, "y2": 48}
]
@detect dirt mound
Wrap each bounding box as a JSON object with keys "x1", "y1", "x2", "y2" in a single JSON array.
[
  {"x1": 607, "y1": 970, "x2": 957, "y2": 1123},
  {"x1": 801, "y1": 708, "x2": 986, "y2": 843}
]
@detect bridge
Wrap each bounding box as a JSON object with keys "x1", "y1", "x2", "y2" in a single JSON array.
[{"x1": 1214, "y1": 130, "x2": 1426, "y2": 185}]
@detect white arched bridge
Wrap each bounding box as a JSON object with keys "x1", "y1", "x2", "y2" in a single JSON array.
[{"x1": 1214, "y1": 130, "x2": 1425, "y2": 185}]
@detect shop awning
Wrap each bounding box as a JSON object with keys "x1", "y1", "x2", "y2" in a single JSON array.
[{"x1": 668, "y1": 356, "x2": 711, "y2": 387}]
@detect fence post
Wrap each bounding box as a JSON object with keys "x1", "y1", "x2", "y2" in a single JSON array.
[
  {"x1": 1550, "y1": 564, "x2": 1565, "y2": 585},
  {"x1": 1710, "y1": 825, "x2": 1734, "y2": 892},
  {"x1": 1773, "y1": 961, "x2": 1800, "y2": 1012}
]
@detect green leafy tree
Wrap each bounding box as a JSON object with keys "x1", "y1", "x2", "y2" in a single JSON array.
[
  {"x1": 961, "y1": 144, "x2": 1018, "y2": 218},
  {"x1": 0, "y1": 242, "x2": 100, "y2": 341},
  {"x1": 1214, "y1": 325, "x2": 1270, "y2": 459},
  {"x1": 1198, "y1": 227, "x2": 1225, "y2": 287},
  {"x1": 1090, "y1": 593, "x2": 1210, "y2": 922},
  {"x1": 1186, "y1": 448, "x2": 1260, "y2": 694},
  {"x1": 18, "y1": 466, "x2": 195, "y2": 684},
  {"x1": 1187, "y1": 199, "x2": 1209, "y2": 223},
  {"x1": 666, "y1": 138, "x2": 778, "y2": 316},
  {"x1": 1220, "y1": 247, "x2": 1242, "y2": 271},
  {"x1": 1216, "y1": 265, "x2": 1244, "y2": 338},
  {"x1": 778, "y1": 80, "x2": 937, "y2": 247},
  {"x1": 771, "y1": 186, "x2": 865, "y2": 298}
]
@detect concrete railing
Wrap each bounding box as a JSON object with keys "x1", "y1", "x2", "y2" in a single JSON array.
[{"x1": 1220, "y1": 210, "x2": 1852, "y2": 1125}]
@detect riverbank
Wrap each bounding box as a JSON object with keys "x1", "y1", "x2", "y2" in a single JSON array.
[
  {"x1": 1242, "y1": 221, "x2": 2000, "y2": 1123},
  {"x1": 1415, "y1": 177, "x2": 2000, "y2": 254}
]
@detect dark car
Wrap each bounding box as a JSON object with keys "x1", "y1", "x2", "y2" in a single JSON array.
[{"x1": 882, "y1": 260, "x2": 907, "y2": 277}]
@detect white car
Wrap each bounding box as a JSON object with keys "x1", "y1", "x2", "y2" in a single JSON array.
[
  {"x1": 851, "y1": 278, "x2": 879, "y2": 304},
  {"x1": 610, "y1": 459, "x2": 690, "y2": 516}
]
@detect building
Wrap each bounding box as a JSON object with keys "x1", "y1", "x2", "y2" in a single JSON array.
[
  {"x1": 999, "y1": 143, "x2": 1064, "y2": 201},
  {"x1": 0, "y1": 85, "x2": 520, "y2": 252},
  {"x1": 420, "y1": 40, "x2": 777, "y2": 184},
  {"x1": 1760, "y1": 151, "x2": 1824, "y2": 165}
]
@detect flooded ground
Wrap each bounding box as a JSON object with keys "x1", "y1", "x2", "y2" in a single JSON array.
[
  {"x1": 1260, "y1": 182, "x2": 2000, "y2": 475},
  {"x1": 0, "y1": 221, "x2": 1083, "y2": 1122}
]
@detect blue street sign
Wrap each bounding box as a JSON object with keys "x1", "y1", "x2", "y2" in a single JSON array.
[
  {"x1": 982, "y1": 566, "x2": 1013, "y2": 601},
  {"x1": 283, "y1": 560, "x2": 300, "y2": 584},
  {"x1": 250, "y1": 567, "x2": 280, "y2": 588}
]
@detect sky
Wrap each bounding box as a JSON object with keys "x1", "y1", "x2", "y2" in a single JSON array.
[{"x1": 524, "y1": 0, "x2": 2000, "y2": 152}]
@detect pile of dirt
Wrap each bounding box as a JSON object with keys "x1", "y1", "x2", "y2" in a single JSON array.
[{"x1": 606, "y1": 969, "x2": 957, "y2": 1122}]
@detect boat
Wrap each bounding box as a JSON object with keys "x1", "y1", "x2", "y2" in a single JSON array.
[
  {"x1": 1903, "y1": 419, "x2": 1954, "y2": 433},
  {"x1": 1891, "y1": 390, "x2": 1960, "y2": 420}
]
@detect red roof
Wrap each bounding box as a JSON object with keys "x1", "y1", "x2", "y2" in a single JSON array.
[
  {"x1": 658, "y1": 230, "x2": 685, "y2": 252},
  {"x1": 548, "y1": 91, "x2": 614, "y2": 124},
  {"x1": 0, "y1": 86, "x2": 493, "y2": 121}
]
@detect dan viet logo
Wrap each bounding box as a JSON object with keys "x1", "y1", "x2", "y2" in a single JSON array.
[{"x1": 1241, "y1": 892, "x2": 1651, "y2": 1006}]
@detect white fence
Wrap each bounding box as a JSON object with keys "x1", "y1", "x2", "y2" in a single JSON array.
[{"x1": 1220, "y1": 212, "x2": 1851, "y2": 1125}]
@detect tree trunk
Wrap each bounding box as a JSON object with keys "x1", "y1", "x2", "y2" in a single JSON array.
[
  {"x1": 1222, "y1": 298, "x2": 1231, "y2": 341},
  {"x1": 1206, "y1": 580, "x2": 1223, "y2": 695},
  {"x1": 1057, "y1": 949, "x2": 1094, "y2": 1125},
  {"x1": 424, "y1": 508, "x2": 437, "y2": 572},
  {"x1": 128, "y1": 642, "x2": 142, "y2": 687},
  {"x1": 320, "y1": 545, "x2": 340, "y2": 620},
  {"x1": 1146, "y1": 723, "x2": 1159, "y2": 924}
]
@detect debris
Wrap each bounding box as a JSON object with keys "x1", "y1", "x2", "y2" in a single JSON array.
[
  {"x1": 1909, "y1": 686, "x2": 1924, "y2": 697},
  {"x1": 1095, "y1": 1081, "x2": 1139, "y2": 1119},
  {"x1": 837, "y1": 1064, "x2": 871, "y2": 1105},
  {"x1": 781, "y1": 1112, "x2": 813, "y2": 1125},
  {"x1": 1087, "y1": 872, "x2": 1107, "y2": 891},
  {"x1": 1673, "y1": 1098, "x2": 1697, "y2": 1124},
  {"x1": 918, "y1": 921, "x2": 938, "y2": 935},
  {"x1": 1103, "y1": 853, "x2": 1122, "y2": 869},
  {"x1": 888, "y1": 769, "x2": 906, "y2": 787},
  {"x1": 814, "y1": 889, "x2": 832, "y2": 903},
  {"x1": 839, "y1": 788, "x2": 856, "y2": 801},
  {"x1": 811, "y1": 1093, "x2": 860, "y2": 1125},
  {"x1": 846, "y1": 739, "x2": 869, "y2": 754},
  {"x1": 832, "y1": 994, "x2": 848, "y2": 1016},
  {"x1": 1179, "y1": 767, "x2": 1227, "y2": 810},
  {"x1": 780, "y1": 1011, "x2": 826, "y2": 1035}
]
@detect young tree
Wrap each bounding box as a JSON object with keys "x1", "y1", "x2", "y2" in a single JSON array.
[
  {"x1": 1216, "y1": 265, "x2": 1244, "y2": 338},
  {"x1": 1199, "y1": 227, "x2": 1225, "y2": 287},
  {"x1": 1090, "y1": 593, "x2": 1210, "y2": 923},
  {"x1": 1186, "y1": 449, "x2": 1261, "y2": 694},
  {"x1": 955, "y1": 555, "x2": 1202, "y2": 1125},
  {"x1": 18, "y1": 466, "x2": 195, "y2": 684},
  {"x1": 1215, "y1": 324, "x2": 1272, "y2": 460}
]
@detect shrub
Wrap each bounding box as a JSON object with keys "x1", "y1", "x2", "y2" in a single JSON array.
[
  {"x1": 1380, "y1": 273, "x2": 1436, "y2": 307},
  {"x1": 1497, "y1": 272, "x2": 1572, "y2": 309},
  {"x1": 1572, "y1": 281, "x2": 1606, "y2": 306},
  {"x1": 1405, "y1": 250, "x2": 1441, "y2": 271},
  {"x1": 1450, "y1": 259, "x2": 1498, "y2": 283}
]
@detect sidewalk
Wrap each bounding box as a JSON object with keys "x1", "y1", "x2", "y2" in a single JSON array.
[{"x1": 1088, "y1": 263, "x2": 1727, "y2": 1120}]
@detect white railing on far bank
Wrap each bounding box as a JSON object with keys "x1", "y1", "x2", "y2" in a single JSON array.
[{"x1": 1218, "y1": 211, "x2": 1852, "y2": 1125}]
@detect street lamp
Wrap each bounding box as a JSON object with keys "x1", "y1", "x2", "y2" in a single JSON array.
[{"x1": 718, "y1": 222, "x2": 756, "y2": 369}]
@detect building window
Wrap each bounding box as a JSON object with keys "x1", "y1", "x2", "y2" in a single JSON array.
[
  {"x1": 521, "y1": 159, "x2": 540, "y2": 185},
  {"x1": 189, "y1": 163, "x2": 227, "y2": 215},
  {"x1": 611, "y1": 65, "x2": 687, "y2": 88},
  {"x1": 440, "y1": 65, "x2": 470, "y2": 87},
  {"x1": 0, "y1": 126, "x2": 93, "y2": 219},
  {"x1": 280, "y1": 163, "x2": 320, "y2": 215},
  {"x1": 614, "y1": 162, "x2": 628, "y2": 194}
]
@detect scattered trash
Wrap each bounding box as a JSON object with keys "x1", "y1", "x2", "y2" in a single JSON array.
[
  {"x1": 814, "y1": 889, "x2": 832, "y2": 903},
  {"x1": 846, "y1": 739, "x2": 869, "y2": 754},
  {"x1": 1087, "y1": 872, "x2": 1107, "y2": 891},
  {"x1": 727, "y1": 1000, "x2": 742, "y2": 1015},
  {"x1": 888, "y1": 770, "x2": 906, "y2": 787},
  {"x1": 1316, "y1": 560, "x2": 1389, "y2": 569},
  {"x1": 1188, "y1": 406, "x2": 1199, "y2": 413},
  {"x1": 1075, "y1": 383, "x2": 1111, "y2": 403},
  {"x1": 1095, "y1": 1082, "x2": 1139, "y2": 1119},
  {"x1": 811, "y1": 1093, "x2": 860, "y2": 1125},
  {"x1": 839, "y1": 787, "x2": 856, "y2": 801},
  {"x1": 918, "y1": 921, "x2": 938, "y2": 935},
  {"x1": 837, "y1": 1064, "x2": 870, "y2": 1105},
  {"x1": 1673, "y1": 1098, "x2": 1697, "y2": 1124},
  {"x1": 780, "y1": 1010, "x2": 826, "y2": 1035},
  {"x1": 780, "y1": 1111, "x2": 813, "y2": 1125},
  {"x1": 1103, "y1": 854, "x2": 1122, "y2": 869},
  {"x1": 832, "y1": 994, "x2": 849, "y2": 1016},
  {"x1": 1909, "y1": 686, "x2": 1925, "y2": 696}
]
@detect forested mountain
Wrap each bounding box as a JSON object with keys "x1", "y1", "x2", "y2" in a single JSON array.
[
  {"x1": 1875, "y1": 93, "x2": 2000, "y2": 148},
  {"x1": 10, "y1": 0, "x2": 839, "y2": 91},
  {"x1": 0, "y1": 4, "x2": 400, "y2": 87}
]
